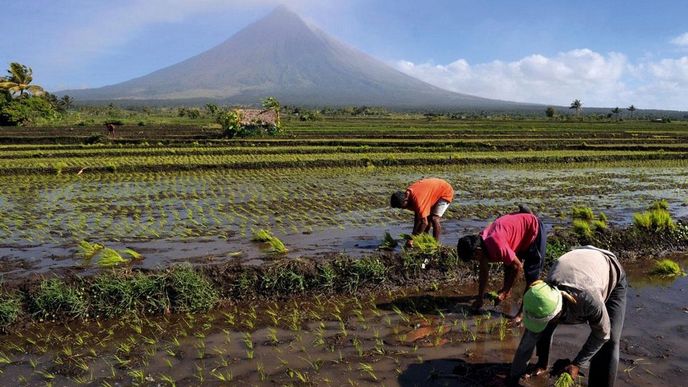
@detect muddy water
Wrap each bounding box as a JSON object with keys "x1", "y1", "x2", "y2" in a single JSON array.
[{"x1": 0, "y1": 256, "x2": 686, "y2": 386}]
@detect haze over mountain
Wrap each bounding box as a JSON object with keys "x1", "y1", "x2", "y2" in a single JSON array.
[{"x1": 59, "y1": 6, "x2": 531, "y2": 109}]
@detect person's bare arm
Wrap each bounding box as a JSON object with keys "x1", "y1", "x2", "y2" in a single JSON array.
[
  {"x1": 472, "y1": 256, "x2": 489, "y2": 310},
  {"x1": 500, "y1": 258, "x2": 523, "y2": 299}
]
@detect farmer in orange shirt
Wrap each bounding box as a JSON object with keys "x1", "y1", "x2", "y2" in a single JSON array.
[{"x1": 390, "y1": 178, "x2": 454, "y2": 247}]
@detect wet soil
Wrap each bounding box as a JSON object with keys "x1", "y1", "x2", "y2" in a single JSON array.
[{"x1": 0, "y1": 255, "x2": 685, "y2": 386}]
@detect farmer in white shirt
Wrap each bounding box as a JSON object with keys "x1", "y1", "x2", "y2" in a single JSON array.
[{"x1": 509, "y1": 246, "x2": 627, "y2": 387}]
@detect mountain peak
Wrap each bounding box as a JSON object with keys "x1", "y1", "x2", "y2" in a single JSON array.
[{"x1": 58, "y1": 7, "x2": 517, "y2": 109}]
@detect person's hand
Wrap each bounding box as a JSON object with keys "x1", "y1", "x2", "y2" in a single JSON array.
[
  {"x1": 472, "y1": 297, "x2": 484, "y2": 311},
  {"x1": 524, "y1": 366, "x2": 547, "y2": 379},
  {"x1": 564, "y1": 363, "x2": 580, "y2": 380},
  {"x1": 497, "y1": 290, "x2": 510, "y2": 302},
  {"x1": 405, "y1": 239, "x2": 414, "y2": 248}
]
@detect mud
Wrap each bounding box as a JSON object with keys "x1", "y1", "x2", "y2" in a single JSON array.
[{"x1": 0, "y1": 255, "x2": 686, "y2": 386}]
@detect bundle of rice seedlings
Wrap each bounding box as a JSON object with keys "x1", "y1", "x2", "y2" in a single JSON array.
[
  {"x1": 267, "y1": 236, "x2": 288, "y2": 254},
  {"x1": 378, "y1": 232, "x2": 398, "y2": 250},
  {"x1": 650, "y1": 259, "x2": 686, "y2": 277},
  {"x1": 78, "y1": 240, "x2": 104, "y2": 260},
  {"x1": 410, "y1": 233, "x2": 439, "y2": 255},
  {"x1": 251, "y1": 229, "x2": 273, "y2": 242},
  {"x1": 97, "y1": 248, "x2": 129, "y2": 267},
  {"x1": 120, "y1": 248, "x2": 143, "y2": 260},
  {"x1": 554, "y1": 372, "x2": 575, "y2": 387}
]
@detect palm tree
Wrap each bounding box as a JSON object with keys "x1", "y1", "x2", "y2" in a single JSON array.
[
  {"x1": 0, "y1": 62, "x2": 45, "y2": 98},
  {"x1": 261, "y1": 96, "x2": 281, "y2": 128},
  {"x1": 627, "y1": 105, "x2": 636, "y2": 119},
  {"x1": 569, "y1": 99, "x2": 582, "y2": 117},
  {"x1": 611, "y1": 107, "x2": 620, "y2": 121}
]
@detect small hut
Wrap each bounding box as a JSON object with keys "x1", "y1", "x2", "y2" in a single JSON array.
[{"x1": 237, "y1": 108, "x2": 278, "y2": 129}]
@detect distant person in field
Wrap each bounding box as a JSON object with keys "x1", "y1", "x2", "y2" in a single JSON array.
[
  {"x1": 105, "y1": 123, "x2": 116, "y2": 137},
  {"x1": 390, "y1": 178, "x2": 454, "y2": 247},
  {"x1": 509, "y1": 246, "x2": 627, "y2": 387},
  {"x1": 457, "y1": 206, "x2": 546, "y2": 321}
]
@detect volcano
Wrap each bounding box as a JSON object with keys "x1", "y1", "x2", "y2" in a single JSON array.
[{"x1": 60, "y1": 6, "x2": 529, "y2": 109}]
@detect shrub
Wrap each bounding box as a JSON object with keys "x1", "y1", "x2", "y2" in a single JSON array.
[
  {"x1": 166, "y1": 265, "x2": 218, "y2": 312},
  {"x1": 0, "y1": 96, "x2": 58, "y2": 126},
  {"x1": 28, "y1": 279, "x2": 87, "y2": 320},
  {"x1": 650, "y1": 259, "x2": 686, "y2": 277},
  {"x1": 0, "y1": 294, "x2": 21, "y2": 330}
]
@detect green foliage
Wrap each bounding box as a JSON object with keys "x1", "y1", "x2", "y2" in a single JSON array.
[
  {"x1": 546, "y1": 240, "x2": 570, "y2": 264},
  {"x1": 409, "y1": 233, "x2": 439, "y2": 255},
  {"x1": 649, "y1": 199, "x2": 669, "y2": 211},
  {"x1": 260, "y1": 261, "x2": 307, "y2": 294},
  {"x1": 0, "y1": 294, "x2": 21, "y2": 330},
  {"x1": 318, "y1": 263, "x2": 337, "y2": 290},
  {"x1": 165, "y1": 265, "x2": 218, "y2": 312},
  {"x1": 633, "y1": 200, "x2": 676, "y2": 232},
  {"x1": 28, "y1": 279, "x2": 87, "y2": 320},
  {"x1": 267, "y1": 236, "x2": 288, "y2": 254},
  {"x1": 571, "y1": 207, "x2": 594, "y2": 221},
  {"x1": 96, "y1": 248, "x2": 128, "y2": 267},
  {"x1": 378, "y1": 231, "x2": 398, "y2": 250},
  {"x1": 571, "y1": 207, "x2": 607, "y2": 237},
  {"x1": 252, "y1": 229, "x2": 273, "y2": 242},
  {"x1": 89, "y1": 272, "x2": 168, "y2": 317},
  {"x1": 572, "y1": 219, "x2": 593, "y2": 238},
  {"x1": 0, "y1": 95, "x2": 57, "y2": 125},
  {"x1": 554, "y1": 372, "x2": 576, "y2": 387},
  {"x1": 78, "y1": 240, "x2": 104, "y2": 260},
  {"x1": 252, "y1": 229, "x2": 288, "y2": 254},
  {"x1": 216, "y1": 109, "x2": 242, "y2": 138},
  {"x1": 650, "y1": 259, "x2": 686, "y2": 277}
]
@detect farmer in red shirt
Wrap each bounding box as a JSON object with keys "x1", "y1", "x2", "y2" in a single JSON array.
[
  {"x1": 457, "y1": 208, "x2": 546, "y2": 322},
  {"x1": 390, "y1": 178, "x2": 454, "y2": 246}
]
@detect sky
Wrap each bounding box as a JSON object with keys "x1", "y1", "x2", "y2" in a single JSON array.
[{"x1": 2, "y1": 0, "x2": 688, "y2": 110}]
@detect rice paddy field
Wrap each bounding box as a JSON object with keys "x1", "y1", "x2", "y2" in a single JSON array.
[{"x1": 1, "y1": 117, "x2": 688, "y2": 386}]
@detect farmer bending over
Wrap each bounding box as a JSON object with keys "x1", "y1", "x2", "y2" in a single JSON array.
[
  {"x1": 390, "y1": 178, "x2": 454, "y2": 247},
  {"x1": 457, "y1": 208, "x2": 545, "y2": 320},
  {"x1": 509, "y1": 246, "x2": 627, "y2": 387}
]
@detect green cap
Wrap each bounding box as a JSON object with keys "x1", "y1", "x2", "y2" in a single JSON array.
[{"x1": 523, "y1": 280, "x2": 562, "y2": 333}]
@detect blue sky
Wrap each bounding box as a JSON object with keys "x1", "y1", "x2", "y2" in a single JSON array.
[{"x1": 2, "y1": 0, "x2": 688, "y2": 109}]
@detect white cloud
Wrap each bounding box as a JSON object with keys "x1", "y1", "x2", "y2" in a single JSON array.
[
  {"x1": 670, "y1": 32, "x2": 688, "y2": 46},
  {"x1": 394, "y1": 49, "x2": 688, "y2": 110}
]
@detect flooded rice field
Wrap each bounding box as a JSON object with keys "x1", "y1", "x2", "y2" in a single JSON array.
[
  {"x1": 0, "y1": 255, "x2": 685, "y2": 386},
  {"x1": 1, "y1": 161, "x2": 687, "y2": 279}
]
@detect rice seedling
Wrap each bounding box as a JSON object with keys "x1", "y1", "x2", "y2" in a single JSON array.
[
  {"x1": 251, "y1": 229, "x2": 273, "y2": 242},
  {"x1": 359, "y1": 362, "x2": 378, "y2": 381}
]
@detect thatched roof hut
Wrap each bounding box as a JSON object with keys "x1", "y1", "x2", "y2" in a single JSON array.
[{"x1": 237, "y1": 108, "x2": 278, "y2": 127}]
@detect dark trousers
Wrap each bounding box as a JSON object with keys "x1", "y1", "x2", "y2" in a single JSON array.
[
  {"x1": 523, "y1": 219, "x2": 546, "y2": 284},
  {"x1": 589, "y1": 274, "x2": 627, "y2": 387}
]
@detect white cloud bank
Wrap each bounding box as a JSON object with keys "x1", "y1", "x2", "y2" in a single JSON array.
[
  {"x1": 395, "y1": 49, "x2": 688, "y2": 111},
  {"x1": 670, "y1": 32, "x2": 688, "y2": 46}
]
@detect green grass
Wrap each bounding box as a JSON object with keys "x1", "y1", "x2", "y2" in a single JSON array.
[
  {"x1": 166, "y1": 265, "x2": 218, "y2": 312},
  {"x1": 251, "y1": 229, "x2": 273, "y2": 242},
  {"x1": 28, "y1": 279, "x2": 88, "y2": 320},
  {"x1": 650, "y1": 259, "x2": 686, "y2": 277},
  {"x1": 0, "y1": 294, "x2": 21, "y2": 330}
]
